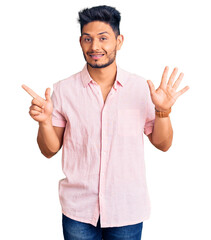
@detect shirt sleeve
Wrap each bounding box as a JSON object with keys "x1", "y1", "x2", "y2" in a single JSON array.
[
  {"x1": 144, "y1": 82, "x2": 155, "y2": 135},
  {"x1": 51, "y1": 82, "x2": 67, "y2": 127}
]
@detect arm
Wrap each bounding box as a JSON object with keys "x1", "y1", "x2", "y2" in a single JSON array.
[
  {"x1": 147, "y1": 115, "x2": 173, "y2": 152},
  {"x1": 147, "y1": 66, "x2": 189, "y2": 151},
  {"x1": 37, "y1": 118, "x2": 65, "y2": 158},
  {"x1": 22, "y1": 84, "x2": 65, "y2": 158}
]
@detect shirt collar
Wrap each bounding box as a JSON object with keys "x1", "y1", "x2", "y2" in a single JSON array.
[{"x1": 81, "y1": 64, "x2": 126, "y2": 90}]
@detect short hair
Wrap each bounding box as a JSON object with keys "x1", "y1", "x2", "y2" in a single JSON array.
[{"x1": 78, "y1": 5, "x2": 121, "y2": 37}]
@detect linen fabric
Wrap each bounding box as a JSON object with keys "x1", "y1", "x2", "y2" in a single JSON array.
[{"x1": 51, "y1": 64, "x2": 155, "y2": 227}]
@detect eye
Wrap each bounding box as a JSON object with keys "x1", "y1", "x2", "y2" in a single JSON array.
[
  {"x1": 84, "y1": 38, "x2": 91, "y2": 42},
  {"x1": 100, "y1": 37, "x2": 107, "y2": 41}
]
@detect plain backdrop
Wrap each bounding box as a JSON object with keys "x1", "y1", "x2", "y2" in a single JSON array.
[{"x1": 0, "y1": 0, "x2": 210, "y2": 239}]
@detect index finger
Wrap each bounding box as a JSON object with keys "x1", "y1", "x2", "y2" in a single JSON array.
[{"x1": 22, "y1": 84, "x2": 45, "y2": 103}]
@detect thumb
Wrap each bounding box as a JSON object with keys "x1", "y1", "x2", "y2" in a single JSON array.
[
  {"x1": 147, "y1": 80, "x2": 155, "y2": 95},
  {"x1": 45, "y1": 88, "x2": 51, "y2": 101}
]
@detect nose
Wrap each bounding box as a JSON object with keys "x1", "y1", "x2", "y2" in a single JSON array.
[{"x1": 91, "y1": 38, "x2": 100, "y2": 51}]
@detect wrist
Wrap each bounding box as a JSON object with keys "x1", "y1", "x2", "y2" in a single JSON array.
[
  {"x1": 155, "y1": 107, "x2": 171, "y2": 118},
  {"x1": 39, "y1": 116, "x2": 52, "y2": 127},
  {"x1": 155, "y1": 106, "x2": 171, "y2": 112}
]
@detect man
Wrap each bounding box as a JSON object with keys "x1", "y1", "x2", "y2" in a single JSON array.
[{"x1": 22, "y1": 5, "x2": 189, "y2": 240}]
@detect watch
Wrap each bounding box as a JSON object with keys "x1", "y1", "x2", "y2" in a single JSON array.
[{"x1": 155, "y1": 107, "x2": 171, "y2": 118}]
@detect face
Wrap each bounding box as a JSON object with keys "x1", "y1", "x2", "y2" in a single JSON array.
[{"x1": 80, "y1": 21, "x2": 124, "y2": 69}]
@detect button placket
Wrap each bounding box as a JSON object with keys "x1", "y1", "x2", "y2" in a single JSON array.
[{"x1": 99, "y1": 106, "x2": 109, "y2": 210}]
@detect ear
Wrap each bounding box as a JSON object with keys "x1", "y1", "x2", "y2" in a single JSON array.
[
  {"x1": 116, "y1": 34, "x2": 124, "y2": 50},
  {"x1": 79, "y1": 36, "x2": 82, "y2": 47}
]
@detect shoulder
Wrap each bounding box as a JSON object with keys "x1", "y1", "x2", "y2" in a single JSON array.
[
  {"x1": 53, "y1": 70, "x2": 82, "y2": 90},
  {"x1": 119, "y1": 66, "x2": 148, "y2": 89}
]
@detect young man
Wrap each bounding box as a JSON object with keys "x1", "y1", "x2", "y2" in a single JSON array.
[{"x1": 22, "y1": 5, "x2": 189, "y2": 240}]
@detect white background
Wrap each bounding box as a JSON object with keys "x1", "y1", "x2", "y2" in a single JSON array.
[{"x1": 0, "y1": 0, "x2": 210, "y2": 239}]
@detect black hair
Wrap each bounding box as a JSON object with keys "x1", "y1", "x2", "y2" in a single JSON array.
[{"x1": 78, "y1": 5, "x2": 121, "y2": 37}]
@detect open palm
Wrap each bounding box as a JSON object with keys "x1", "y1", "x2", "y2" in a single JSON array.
[{"x1": 147, "y1": 66, "x2": 189, "y2": 112}]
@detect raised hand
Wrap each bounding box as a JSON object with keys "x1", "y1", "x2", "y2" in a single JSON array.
[
  {"x1": 22, "y1": 84, "x2": 53, "y2": 123},
  {"x1": 147, "y1": 66, "x2": 189, "y2": 112}
]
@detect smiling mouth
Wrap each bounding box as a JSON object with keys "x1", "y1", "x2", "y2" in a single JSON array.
[{"x1": 89, "y1": 54, "x2": 104, "y2": 60}]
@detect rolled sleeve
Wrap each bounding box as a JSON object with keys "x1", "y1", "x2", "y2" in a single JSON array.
[
  {"x1": 51, "y1": 83, "x2": 67, "y2": 127},
  {"x1": 144, "y1": 83, "x2": 155, "y2": 135}
]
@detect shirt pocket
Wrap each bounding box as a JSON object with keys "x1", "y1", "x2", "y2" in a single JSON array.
[{"x1": 117, "y1": 109, "x2": 141, "y2": 136}]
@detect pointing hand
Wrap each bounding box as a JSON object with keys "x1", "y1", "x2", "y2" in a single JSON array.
[{"x1": 22, "y1": 84, "x2": 53, "y2": 123}]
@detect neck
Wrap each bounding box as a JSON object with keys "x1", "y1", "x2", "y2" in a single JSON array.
[{"x1": 87, "y1": 61, "x2": 117, "y2": 88}]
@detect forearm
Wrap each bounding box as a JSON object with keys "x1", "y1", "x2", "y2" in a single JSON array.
[
  {"x1": 151, "y1": 115, "x2": 173, "y2": 151},
  {"x1": 37, "y1": 117, "x2": 60, "y2": 158}
]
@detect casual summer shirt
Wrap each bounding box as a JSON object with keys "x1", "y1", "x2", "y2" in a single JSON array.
[{"x1": 51, "y1": 64, "x2": 155, "y2": 228}]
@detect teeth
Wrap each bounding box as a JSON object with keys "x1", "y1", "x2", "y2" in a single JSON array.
[
  {"x1": 89, "y1": 54, "x2": 104, "y2": 59},
  {"x1": 89, "y1": 54, "x2": 104, "y2": 55}
]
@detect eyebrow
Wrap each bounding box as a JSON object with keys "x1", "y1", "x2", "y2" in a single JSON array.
[
  {"x1": 81, "y1": 31, "x2": 110, "y2": 36},
  {"x1": 98, "y1": 31, "x2": 110, "y2": 35}
]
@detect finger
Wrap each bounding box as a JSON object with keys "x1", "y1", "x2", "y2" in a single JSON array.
[
  {"x1": 31, "y1": 98, "x2": 45, "y2": 108},
  {"x1": 45, "y1": 88, "x2": 51, "y2": 101},
  {"x1": 159, "y1": 66, "x2": 169, "y2": 88},
  {"x1": 147, "y1": 80, "x2": 156, "y2": 95},
  {"x1": 22, "y1": 84, "x2": 45, "y2": 103},
  {"x1": 30, "y1": 105, "x2": 43, "y2": 113},
  {"x1": 167, "y1": 67, "x2": 178, "y2": 86},
  {"x1": 172, "y1": 72, "x2": 184, "y2": 90},
  {"x1": 29, "y1": 110, "x2": 41, "y2": 117},
  {"x1": 175, "y1": 86, "x2": 190, "y2": 98}
]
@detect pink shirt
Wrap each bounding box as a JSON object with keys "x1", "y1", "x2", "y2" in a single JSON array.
[{"x1": 51, "y1": 64, "x2": 155, "y2": 227}]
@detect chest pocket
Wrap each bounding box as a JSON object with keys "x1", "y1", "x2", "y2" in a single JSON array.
[{"x1": 117, "y1": 109, "x2": 141, "y2": 136}]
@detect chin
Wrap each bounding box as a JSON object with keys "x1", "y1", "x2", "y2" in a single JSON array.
[
  {"x1": 87, "y1": 63, "x2": 108, "y2": 69},
  {"x1": 87, "y1": 59, "x2": 115, "y2": 69}
]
